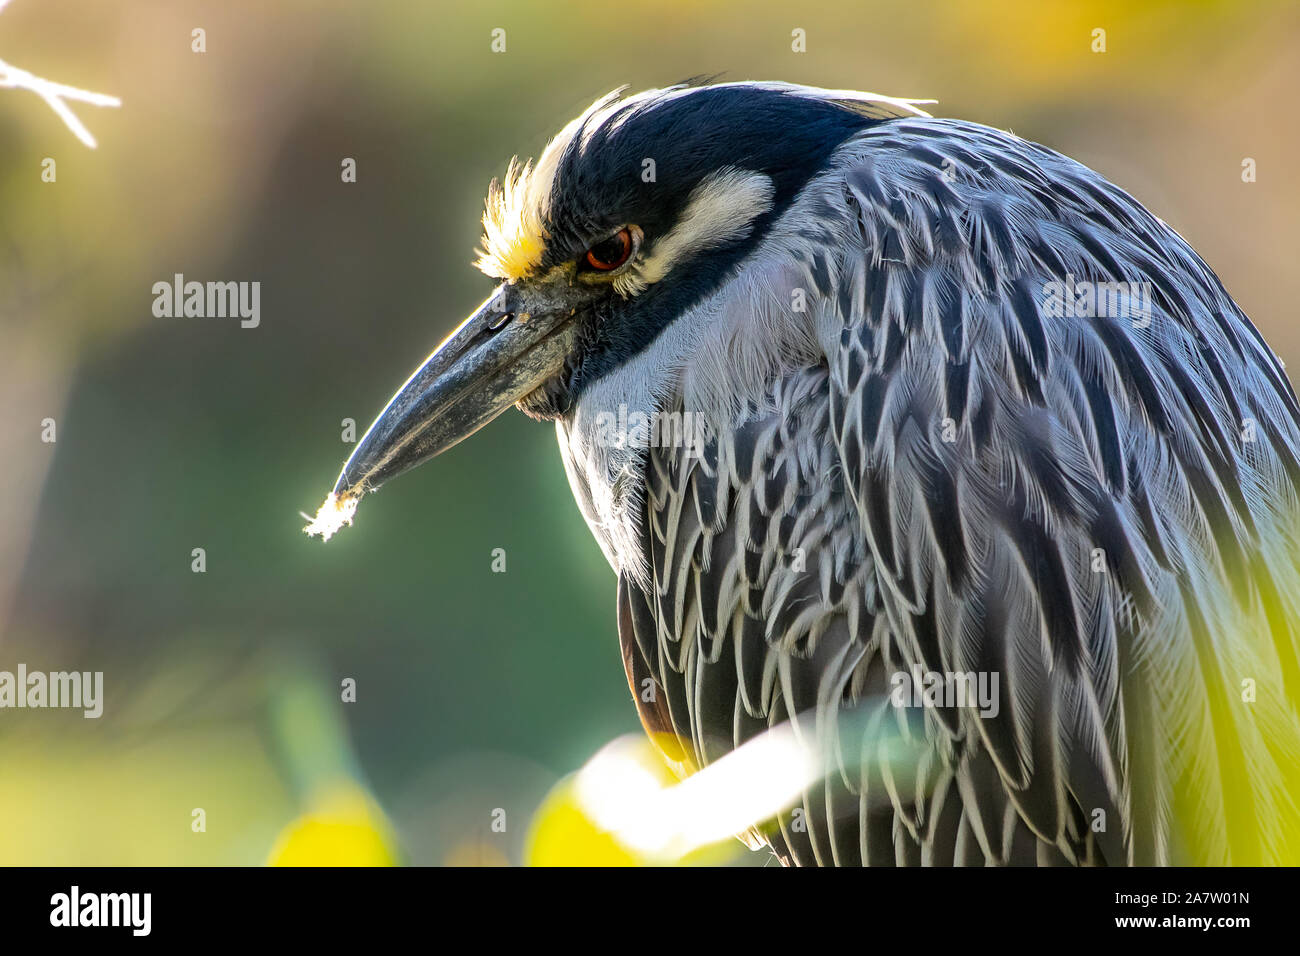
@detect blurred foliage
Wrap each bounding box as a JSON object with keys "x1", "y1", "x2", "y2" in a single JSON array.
[
  {"x1": 0, "y1": 0, "x2": 1297, "y2": 864},
  {"x1": 267, "y1": 785, "x2": 400, "y2": 866},
  {"x1": 527, "y1": 774, "x2": 647, "y2": 867},
  {"x1": 526, "y1": 736, "x2": 748, "y2": 866}
]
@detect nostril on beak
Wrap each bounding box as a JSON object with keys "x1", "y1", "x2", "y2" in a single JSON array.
[{"x1": 487, "y1": 311, "x2": 513, "y2": 332}]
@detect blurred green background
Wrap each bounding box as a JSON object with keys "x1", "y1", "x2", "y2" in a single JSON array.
[{"x1": 1, "y1": 0, "x2": 1297, "y2": 864}]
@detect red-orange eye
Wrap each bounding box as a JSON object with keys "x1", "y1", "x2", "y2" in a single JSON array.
[{"x1": 585, "y1": 228, "x2": 634, "y2": 271}]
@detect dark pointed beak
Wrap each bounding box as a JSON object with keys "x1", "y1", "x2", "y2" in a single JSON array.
[{"x1": 305, "y1": 286, "x2": 576, "y2": 538}]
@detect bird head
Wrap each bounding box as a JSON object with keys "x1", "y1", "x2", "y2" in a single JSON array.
[{"x1": 305, "y1": 82, "x2": 931, "y2": 539}]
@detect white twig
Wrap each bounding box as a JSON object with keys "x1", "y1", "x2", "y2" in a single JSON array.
[{"x1": 0, "y1": 2, "x2": 121, "y2": 148}]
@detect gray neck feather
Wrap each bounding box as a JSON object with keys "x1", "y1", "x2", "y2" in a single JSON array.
[{"x1": 554, "y1": 170, "x2": 850, "y2": 581}]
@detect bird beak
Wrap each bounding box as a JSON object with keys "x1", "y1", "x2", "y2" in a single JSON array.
[{"x1": 304, "y1": 286, "x2": 577, "y2": 539}]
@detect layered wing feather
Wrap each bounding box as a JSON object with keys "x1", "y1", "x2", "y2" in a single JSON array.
[{"x1": 617, "y1": 117, "x2": 1300, "y2": 865}]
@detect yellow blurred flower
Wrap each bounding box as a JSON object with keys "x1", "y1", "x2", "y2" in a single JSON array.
[{"x1": 267, "y1": 784, "x2": 400, "y2": 867}]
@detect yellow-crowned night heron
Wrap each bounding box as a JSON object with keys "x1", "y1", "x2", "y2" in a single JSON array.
[{"x1": 307, "y1": 82, "x2": 1300, "y2": 866}]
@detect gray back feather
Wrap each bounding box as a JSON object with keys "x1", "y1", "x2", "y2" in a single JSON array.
[{"x1": 577, "y1": 117, "x2": 1300, "y2": 865}]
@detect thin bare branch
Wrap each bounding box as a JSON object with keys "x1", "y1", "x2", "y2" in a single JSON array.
[{"x1": 0, "y1": 2, "x2": 121, "y2": 148}]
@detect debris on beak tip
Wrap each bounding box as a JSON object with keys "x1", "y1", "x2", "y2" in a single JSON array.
[{"x1": 302, "y1": 491, "x2": 360, "y2": 541}]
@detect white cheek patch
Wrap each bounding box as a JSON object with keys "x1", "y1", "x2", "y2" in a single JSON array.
[{"x1": 615, "y1": 168, "x2": 775, "y2": 296}]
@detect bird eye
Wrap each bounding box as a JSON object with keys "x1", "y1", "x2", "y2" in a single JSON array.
[{"x1": 585, "y1": 227, "x2": 634, "y2": 271}]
